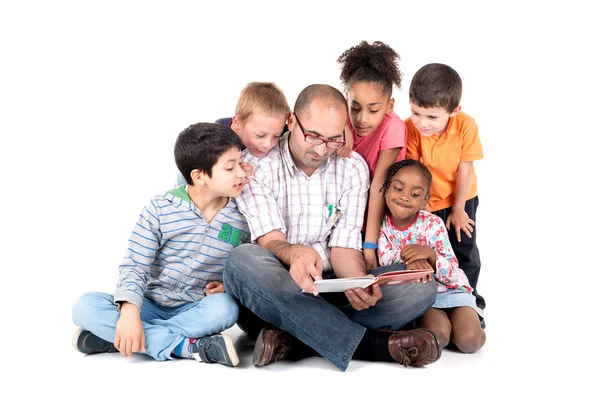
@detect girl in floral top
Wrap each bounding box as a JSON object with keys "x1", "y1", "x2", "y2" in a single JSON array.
[{"x1": 378, "y1": 159, "x2": 485, "y2": 353}]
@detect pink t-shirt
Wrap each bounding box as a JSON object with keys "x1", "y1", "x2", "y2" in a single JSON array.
[{"x1": 350, "y1": 112, "x2": 407, "y2": 179}]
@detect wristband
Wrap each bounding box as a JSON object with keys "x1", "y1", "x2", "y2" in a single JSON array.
[{"x1": 363, "y1": 241, "x2": 377, "y2": 250}]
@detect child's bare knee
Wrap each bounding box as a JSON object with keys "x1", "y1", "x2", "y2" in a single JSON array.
[{"x1": 453, "y1": 329, "x2": 485, "y2": 353}]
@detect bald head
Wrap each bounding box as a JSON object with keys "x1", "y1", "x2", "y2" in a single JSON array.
[{"x1": 294, "y1": 84, "x2": 348, "y2": 119}]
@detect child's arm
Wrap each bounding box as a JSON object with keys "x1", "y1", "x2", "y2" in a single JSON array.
[
  {"x1": 113, "y1": 198, "x2": 161, "y2": 355},
  {"x1": 427, "y1": 215, "x2": 470, "y2": 291},
  {"x1": 446, "y1": 161, "x2": 475, "y2": 242},
  {"x1": 114, "y1": 302, "x2": 145, "y2": 357},
  {"x1": 364, "y1": 148, "x2": 401, "y2": 270}
]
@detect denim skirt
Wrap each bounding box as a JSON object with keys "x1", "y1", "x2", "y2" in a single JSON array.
[{"x1": 433, "y1": 289, "x2": 483, "y2": 317}]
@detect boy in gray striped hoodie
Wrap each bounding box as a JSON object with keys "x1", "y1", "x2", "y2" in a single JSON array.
[{"x1": 72, "y1": 123, "x2": 250, "y2": 366}]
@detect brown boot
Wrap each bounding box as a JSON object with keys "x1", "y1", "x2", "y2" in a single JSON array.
[
  {"x1": 388, "y1": 328, "x2": 441, "y2": 367},
  {"x1": 252, "y1": 326, "x2": 293, "y2": 367}
]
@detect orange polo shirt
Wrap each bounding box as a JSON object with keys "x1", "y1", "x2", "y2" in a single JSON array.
[{"x1": 405, "y1": 111, "x2": 483, "y2": 212}]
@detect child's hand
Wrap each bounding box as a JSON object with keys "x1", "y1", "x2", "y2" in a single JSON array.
[
  {"x1": 114, "y1": 302, "x2": 145, "y2": 357},
  {"x1": 335, "y1": 124, "x2": 354, "y2": 158},
  {"x1": 406, "y1": 259, "x2": 434, "y2": 284},
  {"x1": 446, "y1": 209, "x2": 474, "y2": 243},
  {"x1": 240, "y1": 162, "x2": 254, "y2": 185},
  {"x1": 363, "y1": 248, "x2": 378, "y2": 271},
  {"x1": 401, "y1": 244, "x2": 435, "y2": 265},
  {"x1": 205, "y1": 281, "x2": 225, "y2": 295}
]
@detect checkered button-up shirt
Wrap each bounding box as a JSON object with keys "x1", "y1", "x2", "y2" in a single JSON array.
[{"x1": 236, "y1": 133, "x2": 370, "y2": 272}]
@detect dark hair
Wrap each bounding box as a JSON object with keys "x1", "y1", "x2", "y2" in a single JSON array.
[
  {"x1": 174, "y1": 123, "x2": 244, "y2": 185},
  {"x1": 380, "y1": 159, "x2": 433, "y2": 195},
  {"x1": 293, "y1": 84, "x2": 348, "y2": 117},
  {"x1": 409, "y1": 63, "x2": 462, "y2": 113},
  {"x1": 337, "y1": 40, "x2": 403, "y2": 96}
]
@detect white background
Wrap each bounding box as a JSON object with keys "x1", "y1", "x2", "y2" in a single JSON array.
[{"x1": 1, "y1": 0, "x2": 597, "y2": 398}]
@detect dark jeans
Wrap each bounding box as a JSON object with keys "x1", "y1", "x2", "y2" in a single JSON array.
[
  {"x1": 433, "y1": 196, "x2": 486, "y2": 310},
  {"x1": 223, "y1": 243, "x2": 437, "y2": 371}
]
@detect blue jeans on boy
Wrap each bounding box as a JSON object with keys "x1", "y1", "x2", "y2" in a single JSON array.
[
  {"x1": 223, "y1": 243, "x2": 437, "y2": 371},
  {"x1": 72, "y1": 292, "x2": 238, "y2": 360}
]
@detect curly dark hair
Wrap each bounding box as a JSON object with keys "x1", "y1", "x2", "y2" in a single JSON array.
[
  {"x1": 337, "y1": 40, "x2": 403, "y2": 95},
  {"x1": 380, "y1": 159, "x2": 432, "y2": 196}
]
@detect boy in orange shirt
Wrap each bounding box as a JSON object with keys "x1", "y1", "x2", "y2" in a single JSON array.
[{"x1": 405, "y1": 63, "x2": 486, "y2": 324}]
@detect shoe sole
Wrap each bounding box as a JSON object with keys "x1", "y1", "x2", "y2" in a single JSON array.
[
  {"x1": 252, "y1": 329, "x2": 267, "y2": 367},
  {"x1": 221, "y1": 334, "x2": 240, "y2": 367},
  {"x1": 72, "y1": 327, "x2": 84, "y2": 353}
]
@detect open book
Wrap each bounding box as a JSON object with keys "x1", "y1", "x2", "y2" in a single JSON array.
[{"x1": 313, "y1": 270, "x2": 432, "y2": 293}]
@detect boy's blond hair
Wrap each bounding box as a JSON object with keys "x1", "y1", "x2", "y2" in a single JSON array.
[{"x1": 235, "y1": 82, "x2": 290, "y2": 124}]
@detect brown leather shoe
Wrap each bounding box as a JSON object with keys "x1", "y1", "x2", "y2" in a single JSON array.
[
  {"x1": 388, "y1": 328, "x2": 441, "y2": 367},
  {"x1": 252, "y1": 326, "x2": 293, "y2": 367}
]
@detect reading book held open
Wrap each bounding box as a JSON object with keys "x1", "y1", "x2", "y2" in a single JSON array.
[{"x1": 313, "y1": 270, "x2": 432, "y2": 293}]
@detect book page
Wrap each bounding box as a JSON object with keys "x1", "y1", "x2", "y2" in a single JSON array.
[{"x1": 313, "y1": 277, "x2": 375, "y2": 293}]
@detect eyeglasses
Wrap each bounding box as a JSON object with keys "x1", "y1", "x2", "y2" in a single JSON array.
[{"x1": 294, "y1": 113, "x2": 346, "y2": 149}]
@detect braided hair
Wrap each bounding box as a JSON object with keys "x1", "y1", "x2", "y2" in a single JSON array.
[{"x1": 380, "y1": 159, "x2": 432, "y2": 196}]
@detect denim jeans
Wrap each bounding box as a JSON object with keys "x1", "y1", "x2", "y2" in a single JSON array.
[
  {"x1": 72, "y1": 292, "x2": 238, "y2": 361},
  {"x1": 223, "y1": 243, "x2": 437, "y2": 371}
]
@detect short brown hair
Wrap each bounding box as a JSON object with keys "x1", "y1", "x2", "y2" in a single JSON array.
[
  {"x1": 235, "y1": 82, "x2": 290, "y2": 124},
  {"x1": 409, "y1": 63, "x2": 462, "y2": 113}
]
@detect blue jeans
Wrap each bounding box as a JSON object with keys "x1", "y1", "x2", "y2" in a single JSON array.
[
  {"x1": 223, "y1": 244, "x2": 437, "y2": 371},
  {"x1": 72, "y1": 292, "x2": 238, "y2": 361}
]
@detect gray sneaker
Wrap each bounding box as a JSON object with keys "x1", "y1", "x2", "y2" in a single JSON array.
[
  {"x1": 72, "y1": 328, "x2": 117, "y2": 354},
  {"x1": 192, "y1": 334, "x2": 239, "y2": 367}
]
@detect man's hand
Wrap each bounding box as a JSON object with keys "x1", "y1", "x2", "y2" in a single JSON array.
[
  {"x1": 363, "y1": 249, "x2": 378, "y2": 271},
  {"x1": 205, "y1": 281, "x2": 225, "y2": 295},
  {"x1": 240, "y1": 162, "x2": 254, "y2": 186},
  {"x1": 446, "y1": 209, "x2": 474, "y2": 243},
  {"x1": 406, "y1": 259, "x2": 434, "y2": 284},
  {"x1": 335, "y1": 124, "x2": 354, "y2": 158},
  {"x1": 345, "y1": 283, "x2": 382, "y2": 311},
  {"x1": 114, "y1": 302, "x2": 145, "y2": 357},
  {"x1": 289, "y1": 246, "x2": 324, "y2": 296},
  {"x1": 401, "y1": 244, "x2": 435, "y2": 266}
]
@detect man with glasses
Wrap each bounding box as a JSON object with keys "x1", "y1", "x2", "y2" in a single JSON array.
[{"x1": 223, "y1": 84, "x2": 440, "y2": 371}]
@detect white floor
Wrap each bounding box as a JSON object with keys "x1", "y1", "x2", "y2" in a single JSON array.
[{"x1": 2, "y1": 1, "x2": 597, "y2": 397}]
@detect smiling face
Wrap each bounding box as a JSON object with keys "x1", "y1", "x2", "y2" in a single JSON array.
[
  {"x1": 409, "y1": 102, "x2": 459, "y2": 138},
  {"x1": 347, "y1": 81, "x2": 394, "y2": 136},
  {"x1": 197, "y1": 147, "x2": 246, "y2": 197},
  {"x1": 384, "y1": 166, "x2": 430, "y2": 229},
  {"x1": 231, "y1": 112, "x2": 287, "y2": 157}
]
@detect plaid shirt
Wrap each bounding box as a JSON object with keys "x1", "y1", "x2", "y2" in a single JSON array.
[{"x1": 236, "y1": 133, "x2": 370, "y2": 272}]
